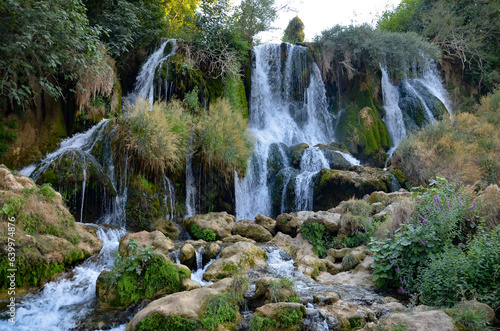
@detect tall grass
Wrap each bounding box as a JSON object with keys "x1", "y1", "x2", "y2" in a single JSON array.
[
  {"x1": 195, "y1": 98, "x2": 253, "y2": 181},
  {"x1": 392, "y1": 88, "x2": 500, "y2": 187},
  {"x1": 113, "y1": 99, "x2": 192, "y2": 177}
]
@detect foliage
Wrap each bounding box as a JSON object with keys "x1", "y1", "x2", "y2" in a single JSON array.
[
  {"x1": 163, "y1": 0, "x2": 200, "y2": 38},
  {"x1": 369, "y1": 177, "x2": 478, "y2": 290},
  {"x1": 416, "y1": 225, "x2": 500, "y2": 309},
  {"x1": 250, "y1": 306, "x2": 304, "y2": 331},
  {"x1": 268, "y1": 278, "x2": 299, "y2": 303},
  {"x1": 391, "y1": 88, "x2": 500, "y2": 187},
  {"x1": 195, "y1": 98, "x2": 253, "y2": 180},
  {"x1": 0, "y1": 0, "x2": 102, "y2": 105},
  {"x1": 190, "y1": 0, "x2": 249, "y2": 80},
  {"x1": 301, "y1": 222, "x2": 330, "y2": 258},
  {"x1": 314, "y1": 24, "x2": 440, "y2": 84},
  {"x1": 378, "y1": 0, "x2": 500, "y2": 94},
  {"x1": 199, "y1": 293, "x2": 238, "y2": 330},
  {"x1": 283, "y1": 16, "x2": 305, "y2": 44},
  {"x1": 104, "y1": 239, "x2": 186, "y2": 307},
  {"x1": 114, "y1": 99, "x2": 192, "y2": 177},
  {"x1": 136, "y1": 314, "x2": 197, "y2": 331},
  {"x1": 235, "y1": 0, "x2": 278, "y2": 44},
  {"x1": 0, "y1": 119, "x2": 17, "y2": 159},
  {"x1": 84, "y1": 0, "x2": 167, "y2": 58},
  {"x1": 190, "y1": 224, "x2": 217, "y2": 242}
]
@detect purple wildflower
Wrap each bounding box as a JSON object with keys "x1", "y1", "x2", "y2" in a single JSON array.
[
  {"x1": 425, "y1": 206, "x2": 429, "y2": 212},
  {"x1": 363, "y1": 226, "x2": 366, "y2": 232},
  {"x1": 400, "y1": 278, "x2": 403, "y2": 283},
  {"x1": 447, "y1": 201, "x2": 450, "y2": 210},
  {"x1": 356, "y1": 229, "x2": 359, "y2": 233},
  {"x1": 420, "y1": 240, "x2": 426, "y2": 245},
  {"x1": 422, "y1": 219, "x2": 426, "y2": 226},
  {"x1": 468, "y1": 202, "x2": 477, "y2": 210},
  {"x1": 396, "y1": 267, "x2": 400, "y2": 272},
  {"x1": 418, "y1": 214, "x2": 424, "y2": 220},
  {"x1": 403, "y1": 279, "x2": 407, "y2": 284},
  {"x1": 400, "y1": 287, "x2": 404, "y2": 292}
]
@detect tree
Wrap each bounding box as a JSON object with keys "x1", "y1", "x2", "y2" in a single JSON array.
[
  {"x1": 282, "y1": 16, "x2": 305, "y2": 44},
  {"x1": 235, "y1": 0, "x2": 278, "y2": 44},
  {"x1": 0, "y1": 0, "x2": 102, "y2": 105}
]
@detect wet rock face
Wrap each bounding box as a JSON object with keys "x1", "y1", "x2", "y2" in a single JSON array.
[
  {"x1": 118, "y1": 230, "x2": 174, "y2": 258},
  {"x1": 378, "y1": 310, "x2": 456, "y2": 331},
  {"x1": 233, "y1": 219, "x2": 273, "y2": 242},
  {"x1": 313, "y1": 166, "x2": 393, "y2": 211}
]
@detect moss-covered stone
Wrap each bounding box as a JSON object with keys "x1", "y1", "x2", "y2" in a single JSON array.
[
  {"x1": 313, "y1": 166, "x2": 392, "y2": 211},
  {"x1": 0, "y1": 166, "x2": 102, "y2": 291}
]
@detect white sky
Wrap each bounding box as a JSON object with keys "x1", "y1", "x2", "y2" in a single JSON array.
[{"x1": 233, "y1": 0, "x2": 403, "y2": 43}]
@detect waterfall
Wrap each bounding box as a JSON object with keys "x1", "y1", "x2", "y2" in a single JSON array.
[
  {"x1": 185, "y1": 129, "x2": 197, "y2": 218},
  {"x1": 235, "y1": 43, "x2": 358, "y2": 220},
  {"x1": 131, "y1": 39, "x2": 178, "y2": 105},
  {"x1": 381, "y1": 67, "x2": 407, "y2": 158},
  {"x1": 381, "y1": 62, "x2": 452, "y2": 158},
  {"x1": 0, "y1": 226, "x2": 126, "y2": 330},
  {"x1": 191, "y1": 247, "x2": 216, "y2": 286}
]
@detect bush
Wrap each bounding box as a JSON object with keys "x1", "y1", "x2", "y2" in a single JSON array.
[
  {"x1": 137, "y1": 314, "x2": 197, "y2": 331},
  {"x1": 301, "y1": 222, "x2": 330, "y2": 258},
  {"x1": 199, "y1": 293, "x2": 238, "y2": 330},
  {"x1": 417, "y1": 225, "x2": 500, "y2": 309},
  {"x1": 190, "y1": 224, "x2": 217, "y2": 242},
  {"x1": 369, "y1": 177, "x2": 478, "y2": 290},
  {"x1": 114, "y1": 99, "x2": 192, "y2": 177}
]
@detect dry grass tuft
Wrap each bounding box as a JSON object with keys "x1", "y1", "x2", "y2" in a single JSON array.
[
  {"x1": 376, "y1": 197, "x2": 415, "y2": 239},
  {"x1": 477, "y1": 184, "x2": 500, "y2": 228},
  {"x1": 76, "y1": 44, "x2": 115, "y2": 110},
  {"x1": 392, "y1": 88, "x2": 500, "y2": 187},
  {"x1": 195, "y1": 98, "x2": 253, "y2": 181},
  {"x1": 113, "y1": 98, "x2": 192, "y2": 178}
]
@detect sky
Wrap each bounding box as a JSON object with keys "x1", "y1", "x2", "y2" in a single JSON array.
[{"x1": 237, "y1": 0, "x2": 403, "y2": 43}]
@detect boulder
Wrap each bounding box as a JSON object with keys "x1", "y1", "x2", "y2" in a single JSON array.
[
  {"x1": 203, "y1": 242, "x2": 267, "y2": 281},
  {"x1": 377, "y1": 310, "x2": 455, "y2": 331},
  {"x1": 233, "y1": 219, "x2": 273, "y2": 242},
  {"x1": 252, "y1": 277, "x2": 298, "y2": 306},
  {"x1": 180, "y1": 244, "x2": 196, "y2": 268},
  {"x1": 125, "y1": 278, "x2": 234, "y2": 331},
  {"x1": 255, "y1": 214, "x2": 276, "y2": 235},
  {"x1": 275, "y1": 213, "x2": 299, "y2": 237},
  {"x1": 207, "y1": 243, "x2": 220, "y2": 259},
  {"x1": 118, "y1": 231, "x2": 174, "y2": 257},
  {"x1": 455, "y1": 300, "x2": 496, "y2": 324},
  {"x1": 318, "y1": 300, "x2": 377, "y2": 330},
  {"x1": 221, "y1": 235, "x2": 256, "y2": 243},
  {"x1": 313, "y1": 292, "x2": 340, "y2": 305},
  {"x1": 315, "y1": 269, "x2": 375, "y2": 287},
  {"x1": 313, "y1": 166, "x2": 392, "y2": 211},
  {"x1": 184, "y1": 212, "x2": 235, "y2": 240},
  {"x1": 181, "y1": 278, "x2": 202, "y2": 291},
  {"x1": 296, "y1": 211, "x2": 341, "y2": 233}
]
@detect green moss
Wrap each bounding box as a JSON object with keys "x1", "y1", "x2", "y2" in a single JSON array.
[
  {"x1": 137, "y1": 314, "x2": 197, "y2": 331},
  {"x1": 199, "y1": 293, "x2": 239, "y2": 330},
  {"x1": 224, "y1": 74, "x2": 248, "y2": 118},
  {"x1": 250, "y1": 306, "x2": 305, "y2": 331}
]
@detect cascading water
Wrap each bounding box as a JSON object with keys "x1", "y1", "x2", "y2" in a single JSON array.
[
  {"x1": 0, "y1": 226, "x2": 126, "y2": 330},
  {"x1": 235, "y1": 43, "x2": 358, "y2": 220},
  {"x1": 381, "y1": 62, "x2": 452, "y2": 158},
  {"x1": 185, "y1": 129, "x2": 197, "y2": 218},
  {"x1": 131, "y1": 39, "x2": 178, "y2": 105},
  {"x1": 190, "y1": 247, "x2": 216, "y2": 287}
]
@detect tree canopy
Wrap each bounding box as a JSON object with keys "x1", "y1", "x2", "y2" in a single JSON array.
[{"x1": 282, "y1": 16, "x2": 305, "y2": 44}]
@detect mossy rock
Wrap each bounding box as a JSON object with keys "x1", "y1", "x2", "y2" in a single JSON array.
[
  {"x1": 313, "y1": 166, "x2": 392, "y2": 211},
  {"x1": 269, "y1": 167, "x2": 298, "y2": 217},
  {"x1": 289, "y1": 143, "x2": 309, "y2": 168},
  {"x1": 251, "y1": 302, "x2": 306, "y2": 331}
]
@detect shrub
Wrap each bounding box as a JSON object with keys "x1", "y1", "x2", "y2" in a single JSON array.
[
  {"x1": 190, "y1": 224, "x2": 217, "y2": 242},
  {"x1": 114, "y1": 99, "x2": 192, "y2": 177},
  {"x1": 103, "y1": 240, "x2": 187, "y2": 307},
  {"x1": 301, "y1": 222, "x2": 329, "y2": 258},
  {"x1": 195, "y1": 98, "x2": 253, "y2": 180},
  {"x1": 369, "y1": 177, "x2": 477, "y2": 290},
  {"x1": 417, "y1": 225, "x2": 500, "y2": 309}
]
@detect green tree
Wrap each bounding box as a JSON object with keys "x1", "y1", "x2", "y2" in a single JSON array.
[
  {"x1": 0, "y1": 0, "x2": 102, "y2": 105},
  {"x1": 84, "y1": 0, "x2": 168, "y2": 58},
  {"x1": 235, "y1": 0, "x2": 278, "y2": 44},
  {"x1": 282, "y1": 16, "x2": 305, "y2": 44}
]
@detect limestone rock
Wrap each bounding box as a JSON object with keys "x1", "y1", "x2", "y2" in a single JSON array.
[
  {"x1": 255, "y1": 214, "x2": 276, "y2": 235},
  {"x1": 119, "y1": 231, "x2": 174, "y2": 257},
  {"x1": 233, "y1": 219, "x2": 273, "y2": 242},
  {"x1": 221, "y1": 235, "x2": 256, "y2": 243},
  {"x1": 319, "y1": 300, "x2": 377, "y2": 330},
  {"x1": 184, "y1": 212, "x2": 235, "y2": 240},
  {"x1": 275, "y1": 213, "x2": 299, "y2": 237},
  {"x1": 207, "y1": 243, "x2": 220, "y2": 259},
  {"x1": 313, "y1": 292, "x2": 340, "y2": 305},
  {"x1": 125, "y1": 278, "x2": 234, "y2": 331},
  {"x1": 295, "y1": 211, "x2": 341, "y2": 233},
  {"x1": 203, "y1": 242, "x2": 267, "y2": 281},
  {"x1": 456, "y1": 300, "x2": 496, "y2": 323},
  {"x1": 181, "y1": 278, "x2": 202, "y2": 291},
  {"x1": 315, "y1": 269, "x2": 375, "y2": 287},
  {"x1": 180, "y1": 244, "x2": 196, "y2": 268},
  {"x1": 377, "y1": 310, "x2": 455, "y2": 331}
]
